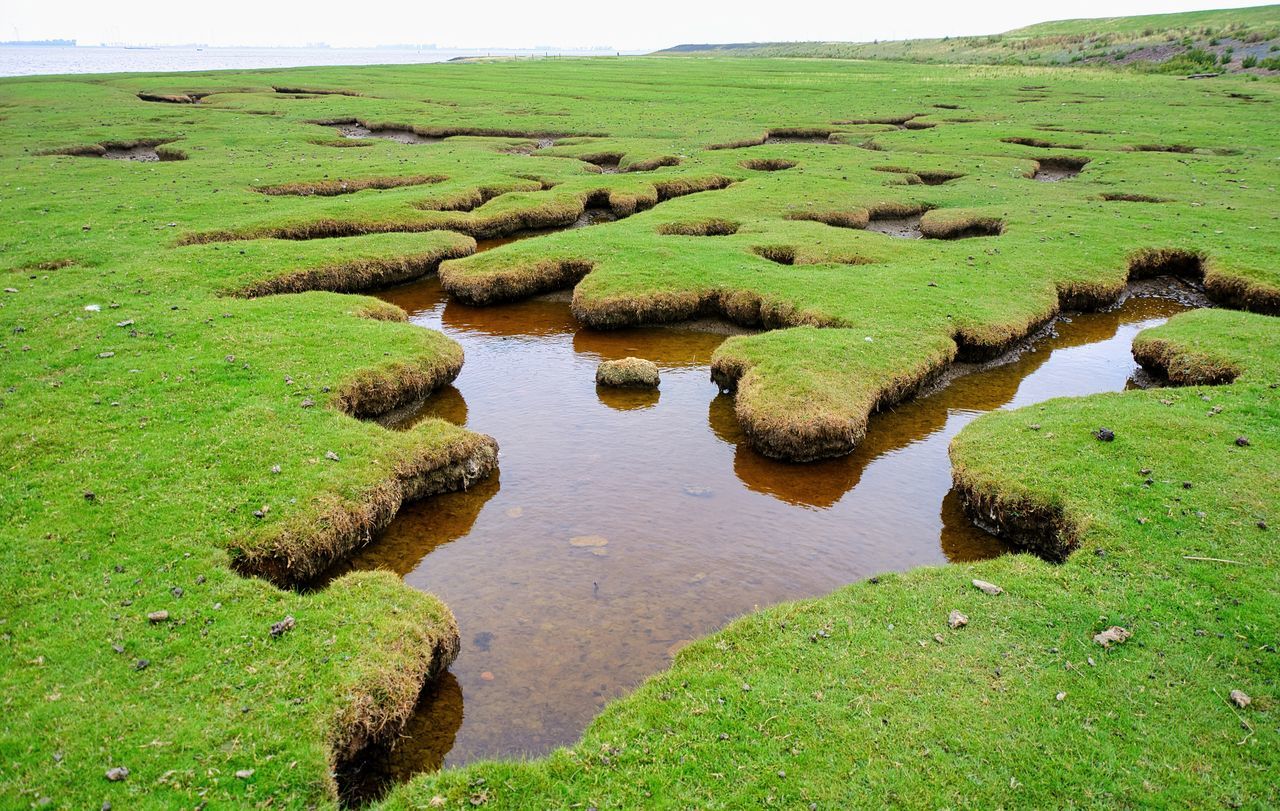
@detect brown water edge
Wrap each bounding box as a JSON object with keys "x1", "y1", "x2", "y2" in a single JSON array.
[{"x1": 331, "y1": 275, "x2": 1195, "y2": 800}]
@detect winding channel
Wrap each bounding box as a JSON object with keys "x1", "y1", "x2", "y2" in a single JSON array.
[{"x1": 330, "y1": 252, "x2": 1197, "y2": 795}]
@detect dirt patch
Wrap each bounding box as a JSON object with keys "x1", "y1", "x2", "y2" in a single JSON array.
[
  {"x1": 1133, "y1": 143, "x2": 1197, "y2": 153},
  {"x1": 740, "y1": 158, "x2": 797, "y2": 171},
  {"x1": 44, "y1": 138, "x2": 187, "y2": 162},
  {"x1": 1001, "y1": 136, "x2": 1083, "y2": 150},
  {"x1": 579, "y1": 152, "x2": 624, "y2": 173},
  {"x1": 752, "y1": 245, "x2": 798, "y2": 265},
  {"x1": 1101, "y1": 193, "x2": 1171, "y2": 203},
  {"x1": 1032, "y1": 156, "x2": 1090, "y2": 182},
  {"x1": 657, "y1": 218, "x2": 739, "y2": 236},
  {"x1": 337, "y1": 123, "x2": 444, "y2": 145},
  {"x1": 866, "y1": 215, "x2": 922, "y2": 239},
  {"x1": 137, "y1": 91, "x2": 209, "y2": 104},
  {"x1": 255, "y1": 175, "x2": 446, "y2": 197}
]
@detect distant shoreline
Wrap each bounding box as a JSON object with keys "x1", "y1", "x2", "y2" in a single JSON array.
[{"x1": 0, "y1": 45, "x2": 640, "y2": 78}]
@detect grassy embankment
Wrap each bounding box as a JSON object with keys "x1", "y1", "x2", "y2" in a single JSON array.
[
  {"x1": 657, "y1": 4, "x2": 1280, "y2": 73},
  {"x1": 0, "y1": 55, "x2": 1276, "y2": 807}
]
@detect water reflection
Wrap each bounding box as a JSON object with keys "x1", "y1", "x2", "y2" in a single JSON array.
[{"x1": 344, "y1": 273, "x2": 1190, "y2": 775}]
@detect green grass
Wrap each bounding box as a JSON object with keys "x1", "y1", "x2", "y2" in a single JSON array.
[
  {"x1": 0, "y1": 53, "x2": 1276, "y2": 807},
  {"x1": 656, "y1": 4, "x2": 1280, "y2": 72}
]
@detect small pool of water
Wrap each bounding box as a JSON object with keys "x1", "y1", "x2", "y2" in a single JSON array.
[{"x1": 334, "y1": 276, "x2": 1191, "y2": 795}]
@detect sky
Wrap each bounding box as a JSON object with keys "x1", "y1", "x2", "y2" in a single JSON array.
[{"x1": 4, "y1": 0, "x2": 1272, "y2": 51}]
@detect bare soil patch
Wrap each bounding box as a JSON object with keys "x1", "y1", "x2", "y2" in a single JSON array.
[{"x1": 1032, "y1": 156, "x2": 1091, "y2": 181}]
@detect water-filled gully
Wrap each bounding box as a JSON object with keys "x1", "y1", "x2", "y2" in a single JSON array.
[
  {"x1": 327, "y1": 214, "x2": 1198, "y2": 798},
  {"x1": 332, "y1": 236, "x2": 1195, "y2": 795}
]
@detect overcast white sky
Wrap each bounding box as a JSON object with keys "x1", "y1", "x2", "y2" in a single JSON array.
[{"x1": 4, "y1": 0, "x2": 1271, "y2": 50}]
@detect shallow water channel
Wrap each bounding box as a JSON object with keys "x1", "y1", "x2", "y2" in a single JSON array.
[{"x1": 334, "y1": 267, "x2": 1192, "y2": 793}]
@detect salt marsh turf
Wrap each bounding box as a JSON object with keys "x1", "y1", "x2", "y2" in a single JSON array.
[{"x1": 0, "y1": 51, "x2": 1276, "y2": 809}]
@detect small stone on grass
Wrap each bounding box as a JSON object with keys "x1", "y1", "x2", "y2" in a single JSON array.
[{"x1": 972, "y1": 579, "x2": 1003, "y2": 596}]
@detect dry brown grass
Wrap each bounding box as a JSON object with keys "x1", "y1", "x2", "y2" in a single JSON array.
[
  {"x1": 441, "y1": 257, "x2": 595, "y2": 305},
  {"x1": 1127, "y1": 247, "x2": 1205, "y2": 281},
  {"x1": 328, "y1": 578, "x2": 459, "y2": 804},
  {"x1": 273, "y1": 86, "x2": 362, "y2": 96},
  {"x1": 919, "y1": 210, "x2": 1005, "y2": 240},
  {"x1": 1001, "y1": 136, "x2": 1084, "y2": 150},
  {"x1": 624, "y1": 155, "x2": 682, "y2": 172},
  {"x1": 1133, "y1": 143, "x2": 1197, "y2": 153},
  {"x1": 1100, "y1": 192, "x2": 1171, "y2": 203},
  {"x1": 740, "y1": 158, "x2": 797, "y2": 171},
  {"x1": 712, "y1": 337, "x2": 955, "y2": 461},
  {"x1": 234, "y1": 245, "x2": 474, "y2": 298},
  {"x1": 572, "y1": 285, "x2": 843, "y2": 330},
  {"x1": 752, "y1": 245, "x2": 798, "y2": 265},
  {"x1": 872, "y1": 166, "x2": 965, "y2": 185},
  {"x1": 1132, "y1": 337, "x2": 1241, "y2": 385},
  {"x1": 254, "y1": 174, "x2": 446, "y2": 197},
  {"x1": 231, "y1": 429, "x2": 498, "y2": 586},
  {"x1": 596, "y1": 357, "x2": 661, "y2": 388},
  {"x1": 136, "y1": 92, "x2": 207, "y2": 104},
  {"x1": 1204, "y1": 270, "x2": 1280, "y2": 315},
  {"x1": 657, "y1": 218, "x2": 740, "y2": 236},
  {"x1": 785, "y1": 209, "x2": 870, "y2": 229},
  {"x1": 706, "y1": 133, "x2": 767, "y2": 150},
  {"x1": 335, "y1": 345, "x2": 465, "y2": 420}
]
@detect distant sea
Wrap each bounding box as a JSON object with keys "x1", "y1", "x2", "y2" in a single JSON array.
[{"x1": 0, "y1": 46, "x2": 635, "y2": 78}]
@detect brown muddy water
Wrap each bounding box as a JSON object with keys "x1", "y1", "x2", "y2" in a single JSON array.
[{"x1": 333, "y1": 271, "x2": 1193, "y2": 795}]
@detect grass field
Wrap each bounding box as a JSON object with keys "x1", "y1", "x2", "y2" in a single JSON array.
[
  {"x1": 0, "y1": 50, "x2": 1276, "y2": 808},
  {"x1": 658, "y1": 4, "x2": 1280, "y2": 73}
]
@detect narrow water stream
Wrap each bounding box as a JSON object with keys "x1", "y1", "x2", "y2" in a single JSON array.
[{"x1": 333, "y1": 272, "x2": 1193, "y2": 797}]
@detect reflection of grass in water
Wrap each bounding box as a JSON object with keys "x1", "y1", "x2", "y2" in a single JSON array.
[{"x1": 339, "y1": 671, "x2": 465, "y2": 806}]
